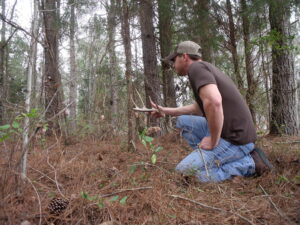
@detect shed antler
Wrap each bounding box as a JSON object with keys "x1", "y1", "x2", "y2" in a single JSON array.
[{"x1": 132, "y1": 88, "x2": 157, "y2": 112}]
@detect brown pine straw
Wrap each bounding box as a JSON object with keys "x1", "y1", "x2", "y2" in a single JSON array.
[{"x1": 169, "y1": 194, "x2": 256, "y2": 225}]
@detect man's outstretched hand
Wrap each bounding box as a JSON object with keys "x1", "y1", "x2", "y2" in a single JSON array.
[{"x1": 150, "y1": 99, "x2": 165, "y2": 118}]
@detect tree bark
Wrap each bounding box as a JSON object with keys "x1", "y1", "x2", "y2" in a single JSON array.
[
  {"x1": 21, "y1": 0, "x2": 39, "y2": 180},
  {"x1": 195, "y1": 0, "x2": 214, "y2": 62},
  {"x1": 269, "y1": 0, "x2": 298, "y2": 135},
  {"x1": 139, "y1": 0, "x2": 161, "y2": 126},
  {"x1": 0, "y1": 0, "x2": 6, "y2": 124},
  {"x1": 158, "y1": 0, "x2": 177, "y2": 130},
  {"x1": 68, "y1": 0, "x2": 77, "y2": 131},
  {"x1": 226, "y1": 0, "x2": 244, "y2": 91},
  {"x1": 121, "y1": 0, "x2": 134, "y2": 150},
  {"x1": 107, "y1": 0, "x2": 118, "y2": 131},
  {"x1": 42, "y1": 0, "x2": 63, "y2": 134},
  {"x1": 240, "y1": 0, "x2": 256, "y2": 125}
]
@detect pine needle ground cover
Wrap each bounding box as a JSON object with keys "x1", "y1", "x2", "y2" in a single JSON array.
[{"x1": 0, "y1": 133, "x2": 299, "y2": 225}]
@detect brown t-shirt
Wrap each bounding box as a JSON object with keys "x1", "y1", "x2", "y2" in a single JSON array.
[{"x1": 188, "y1": 61, "x2": 256, "y2": 145}]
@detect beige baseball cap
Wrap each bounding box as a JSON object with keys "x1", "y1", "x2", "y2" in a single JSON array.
[{"x1": 163, "y1": 41, "x2": 202, "y2": 63}]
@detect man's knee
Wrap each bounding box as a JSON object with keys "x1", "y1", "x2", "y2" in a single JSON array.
[{"x1": 176, "y1": 115, "x2": 190, "y2": 129}]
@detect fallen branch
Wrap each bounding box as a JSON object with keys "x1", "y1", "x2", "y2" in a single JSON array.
[
  {"x1": 274, "y1": 141, "x2": 300, "y2": 144},
  {"x1": 169, "y1": 194, "x2": 256, "y2": 225},
  {"x1": 25, "y1": 176, "x2": 42, "y2": 225},
  {"x1": 99, "y1": 186, "x2": 153, "y2": 198},
  {"x1": 259, "y1": 185, "x2": 294, "y2": 224}
]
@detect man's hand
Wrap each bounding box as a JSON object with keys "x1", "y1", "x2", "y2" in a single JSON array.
[
  {"x1": 199, "y1": 136, "x2": 218, "y2": 150},
  {"x1": 150, "y1": 99, "x2": 165, "y2": 118}
]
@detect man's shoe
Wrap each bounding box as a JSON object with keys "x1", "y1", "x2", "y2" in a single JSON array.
[{"x1": 250, "y1": 147, "x2": 274, "y2": 176}]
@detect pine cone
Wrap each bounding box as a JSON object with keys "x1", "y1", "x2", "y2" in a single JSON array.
[{"x1": 48, "y1": 198, "x2": 69, "y2": 215}]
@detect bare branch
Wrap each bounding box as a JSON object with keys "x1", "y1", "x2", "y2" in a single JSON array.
[{"x1": 0, "y1": 13, "x2": 45, "y2": 47}]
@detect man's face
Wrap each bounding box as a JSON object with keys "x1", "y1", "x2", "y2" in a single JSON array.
[{"x1": 173, "y1": 54, "x2": 188, "y2": 76}]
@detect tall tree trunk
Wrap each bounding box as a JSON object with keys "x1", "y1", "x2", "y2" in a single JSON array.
[
  {"x1": 158, "y1": 0, "x2": 177, "y2": 130},
  {"x1": 107, "y1": 0, "x2": 118, "y2": 131},
  {"x1": 139, "y1": 0, "x2": 161, "y2": 126},
  {"x1": 240, "y1": 0, "x2": 256, "y2": 125},
  {"x1": 42, "y1": 0, "x2": 63, "y2": 134},
  {"x1": 121, "y1": 0, "x2": 134, "y2": 150},
  {"x1": 68, "y1": 0, "x2": 77, "y2": 131},
  {"x1": 86, "y1": 32, "x2": 94, "y2": 121},
  {"x1": 269, "y1": 0, "x2": 298, "y2": 135},
  {"x1": 195, "y1": 0, "x2": 213, "y2": 62},
  {"x1": 226, "y1": 0, "x2": 244, "y2": 91},
  {"x1": 0, "y1": 0, "x2": 6, "y2": 124},
  {"x1": 21, "y1": 0, "x2": 39, "y2": 180}
]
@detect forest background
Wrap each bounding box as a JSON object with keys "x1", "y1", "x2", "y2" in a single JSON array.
[{"x1": 0, "y1": 0, "x2": 299, "y2": 224}]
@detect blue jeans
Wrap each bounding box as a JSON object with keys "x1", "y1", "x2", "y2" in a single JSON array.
[{"x1": 175, "y1": 115, "x2": 255, "y2": 182}]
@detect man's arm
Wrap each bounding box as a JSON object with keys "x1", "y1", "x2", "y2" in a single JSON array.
[
  {"x1": 163, "y1": 101, "x2": 203, "y2": 116},
  {"x1": 199, "y1": 84, "x2": 224, "y2": 149},
  {"x1": 150, "y1": 101, "x2": 203, "y2": 118}
]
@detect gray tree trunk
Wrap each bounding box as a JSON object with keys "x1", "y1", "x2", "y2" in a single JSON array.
[
  {"x1": 121, "y1": 0, "x2": 134, "y2": 150},
  {"x1": 68, "y1": 0, "x2": 77, "y2": 131},
  {"x1": 21, "y1": 0, "x2": 39, "y2": 180},
  {"x1": 107, "y1": 0, "x2": 118, "y2": 131},
  {"x1": 0, "y1": 0, "x2": 6, "y2": 124},
  {"x1": 226, "y1": 0, "x2": 244, "y2": 91},
  {"x1": 158, "y1": 0, "x2": 177, "y2": 130},
  {"x1": 240, "y1": 0, "x2": 256, "y2": 125},
  {"x1": 195, "y1": 0, "x2": 214, "y2": 62},
  {"x1": 269, "y1": 0, "x2": 299, "y2": 135},
  {"x1": 42, "y1": 0, "x2": 63, "y2": 134},
  {"x1": 139, "y1": 0, "x2": 161, "y2": 126}
]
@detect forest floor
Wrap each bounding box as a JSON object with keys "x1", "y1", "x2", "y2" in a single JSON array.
[{"x1": 0, "y1": 131, "x2": 299, "y2": 225}]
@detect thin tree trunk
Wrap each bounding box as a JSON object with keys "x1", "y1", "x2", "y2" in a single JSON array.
[
  {"x1": 0, "y1": 0, "x2": 6, "y2": 124},
  {"x1": 158, "y1": 0, "x2": 177, "y2": 130},
  {"x1": 269, "y1": 0, "x2": 298, "y2": 135},
  {"x1": 42, "y1": 0, "x2": 63, "y2": 134},
  {"x1": 107, "y1": 0, "x2": 118, "y2": 131},
  {"x1": 21, "y1": 0, "x2": 39, "y2": 180},
  {"x1": 195, "y1": 0, "x2": 213, "y2": 62},
  {"x1": 121, "y1": 0, "x2": 134, "y2": 150},
  {"x1": 68, "y1": 0, "x2": 77, "y2": 131},
  {"x1": 139, "y1": 0, "x2": 161, "y2": 127},
  {"x1": 86, "y1": 33, "x2": 94, "y2": 121},
  {"x1": 226, "y1": 0, "x2": 244, "y2": 91},
  {"x1": 240, "y1": 0, "x2": 256, "y2": 125}
]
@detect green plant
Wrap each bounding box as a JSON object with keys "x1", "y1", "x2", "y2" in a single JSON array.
[
  {"x1": 0, "y1": 108, "x2": 39, "y2": 142},
  {"x1": 80, "y1": 191, "x2": 128, "y2": 208},
  {"x1": 138, "y1": 129, "x2": 163, "y2": 164}
]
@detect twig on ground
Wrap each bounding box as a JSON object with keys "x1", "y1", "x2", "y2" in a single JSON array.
[
  {"x1": 26, "y1": 176, "x2": 42, "y2": 225},
  {"x1": 274, "y1": 141, "x2": 300, "y2": 144},
  {"x1": 169, "y1": 194, "x2": 256, "y2": 225},
  {"x1": 197, "y1": 147, "x2": 211, "y2": 180},
  {"x1": 99, "y1": 186, "x2": 153, "y2": 198},
  {"x1": 46, "y1": 146, "x2": 66, "y2": 198},
  {"x1": 259, "y1": 185, "x2": 294, "y2": 224}
]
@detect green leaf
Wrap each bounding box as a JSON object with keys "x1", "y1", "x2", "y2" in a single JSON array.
[
  {"x1": 144, "y1": 136, "x2": 153, "y2": 143},
  {"x1": 80, "y1": 191, "x2": 89, "y2": 199},
  {"x1": 141, "y1": 139, "x2": 147, "y2": 147},
  {"x1": 154, "y1": 146, "x2": 163, "y2": 152},
  {"x1": 151, "y1": 154, "x2": 157, "y2": 164},
  {"x1": 97, "y1": 200, "x2": 104, "y2": 208},
  {"x1": 80, "y1": 191, "x2": 96, "y2": 201},
  {"x1": 12, "y1": 121, "x2": 20, "y2": 129},
  {"x1": 120, "y1": 196, "x2": 128, "y2": 205},
  {"x1": 129, "y1": 165, "x2": 137, "y2": 174},
  {"x1": 110, "y1": 195, "x2": 119, "y2": 202},
  {"x1": 0, "y1": 124, "x2": 10, "y2": 130}
]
